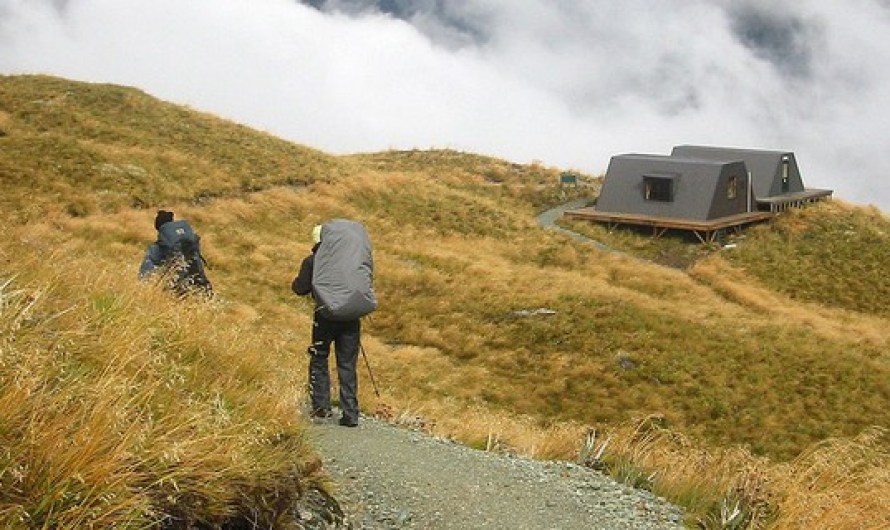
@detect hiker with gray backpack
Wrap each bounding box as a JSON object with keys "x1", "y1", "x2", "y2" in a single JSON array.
[
  {"x1": 139, "y1": 210, "x2": 213, "y2": 297},
  {"x1": 292, "y1": 219, "x2": 377, "y2": 427}
]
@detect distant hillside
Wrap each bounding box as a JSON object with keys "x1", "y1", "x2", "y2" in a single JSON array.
[
  {"x1": 0, "y1": 74, "x2": 344, "y2": 222},
  {"x1": 1, "y1": 75, "x2": 887, "y2": 529}
]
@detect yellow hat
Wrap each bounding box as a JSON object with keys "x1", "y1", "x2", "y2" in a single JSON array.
[{"x1": 312, "y1": 225, "x2": 323, "y2": 245}]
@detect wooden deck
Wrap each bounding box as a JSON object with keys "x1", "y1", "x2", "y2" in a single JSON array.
[
  {"x1": 563, "y1": 208, "x2": 775, "y2": 243},
  {"x1": 757, "y1": 188, "x2": 833, "y2": 212}
]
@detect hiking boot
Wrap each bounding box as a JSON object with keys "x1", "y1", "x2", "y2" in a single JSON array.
[
  {"x1": 338, "y1": 416, "x2": 358, "y2": 427},
  {"x1": 312, "y1": 409, "x2": 333, "y2": 420}
]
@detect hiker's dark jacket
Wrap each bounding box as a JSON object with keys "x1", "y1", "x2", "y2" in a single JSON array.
[
  {"x1": 139, "y1": 243, "x2": 165, "y2": 279},
  {"x1": 291, "y1": 242, "x2": 361, "y2": 425},
  {"x1": 292, "y1": 244, "x2": 318, "y2": 298}
]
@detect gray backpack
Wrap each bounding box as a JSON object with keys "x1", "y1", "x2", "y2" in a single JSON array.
[{"x1": 312, "y1": 219, "x2": 377, "y2": 321}]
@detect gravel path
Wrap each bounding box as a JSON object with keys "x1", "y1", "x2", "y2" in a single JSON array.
[
  {"x1": 309, "y1": 415, "x2": 685, "y2": 529},
  {"x1": 535, "y1": 198, "x2": 612, "y2": 251}
]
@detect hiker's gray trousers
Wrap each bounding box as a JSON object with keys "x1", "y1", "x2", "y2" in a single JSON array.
[{"x1": 308, "y1": 316, "x2": 361, "y2": 422}]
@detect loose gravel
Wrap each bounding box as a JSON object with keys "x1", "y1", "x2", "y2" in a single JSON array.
[{"x1": 309, "y1": 415, "x2": 685, "y2": 529}]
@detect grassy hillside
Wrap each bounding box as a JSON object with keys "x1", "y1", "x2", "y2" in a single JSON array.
[
  {"x1": 1, "y1": 75, "x2": 888, "y2": 529},
  {"x1": 0, "y1": 236, "x2": 323, "y2": 527},
  {"x1": 722, "y1": 202, "x2": 890, "y2": 316},
  {"x1": 0, "y1": 75, "x2": 344, "y2": 221}
]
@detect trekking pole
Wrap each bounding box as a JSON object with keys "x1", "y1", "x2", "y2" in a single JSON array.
[{"x1": 359, "y1": 341, "x2": 381, "y2": 398}]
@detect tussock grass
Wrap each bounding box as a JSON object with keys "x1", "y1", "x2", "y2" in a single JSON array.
[
  {"x1": 579, "y1": 418, "x2": 889, "y2": 529},
  {"x1": 690, "y1": 256, "x2": 890, "y2": 351},
  {"x1": 0, "y1": 74, "x2": 343, "y2": 222},
  {"x1": 2, "y1": 74, "x2": 889, "y2": 528},
  {"x1": 772, "y1": 427, "x2": 889, "y2": 529},
  {"x1": 0, "y1": 236, "x2": 321, "y2": 528},
  {"x1": 346, "y1": 149, "x2": 596, "y2": 211},
  {"x1": 558, "y1": 217, "x2": 718, "y2": 269},
  {"x1": 723, "y1": 200, "x2": 890, "y2": 316},
  {"x1": 364, "y1": 223, "x2": 889, "y2": 458}
]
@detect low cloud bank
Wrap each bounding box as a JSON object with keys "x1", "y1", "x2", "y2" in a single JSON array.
[{"x1": 2, "y1": 0, "x2": 889, "y2": 209}]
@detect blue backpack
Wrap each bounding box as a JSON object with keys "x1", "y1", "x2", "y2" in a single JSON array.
[{"x1": 157, "y1": 220, "x2": 212, "y2": 296}]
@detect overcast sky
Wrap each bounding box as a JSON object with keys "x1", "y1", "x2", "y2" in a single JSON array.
[{"x1": 2, "y1": 0, "x2": 890, "y2": 210}]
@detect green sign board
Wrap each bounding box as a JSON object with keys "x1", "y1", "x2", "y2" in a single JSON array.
[{"x1": 559, "y1": 173, "x2": 578, "y2": 186}]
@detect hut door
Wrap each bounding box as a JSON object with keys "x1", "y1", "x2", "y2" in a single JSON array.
[{"x1": 781, "y1": 157, "x2": 790, "y2": 193}]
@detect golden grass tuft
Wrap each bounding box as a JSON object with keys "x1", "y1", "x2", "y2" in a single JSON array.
[
  {"x1": 772, "y1": 427, "x2": 889, "y2": 529},
  {"x1": 0, "y1": 235, "x2": 321, "y2": 527}
]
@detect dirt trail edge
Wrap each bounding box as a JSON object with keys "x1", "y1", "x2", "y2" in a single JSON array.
[{"x1": 309, "y1": 416, "x2": 685, "y2": 529}]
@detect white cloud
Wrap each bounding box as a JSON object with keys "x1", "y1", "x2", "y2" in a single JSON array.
[{"x1": 1, "y1": 0, "x2": 889, "y2": 209}]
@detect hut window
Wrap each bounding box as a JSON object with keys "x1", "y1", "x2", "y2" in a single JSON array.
[
  {"x1": 727, "y1": 176, "x2": 738, "y2": 199},
  {"x1": 644, "y1": 177, "x2": 673, "y2": 202}
]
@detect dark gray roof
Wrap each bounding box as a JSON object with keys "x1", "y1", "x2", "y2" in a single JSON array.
[{"x1": 671, "y1": 145, "x2": 804, "y2": 198}]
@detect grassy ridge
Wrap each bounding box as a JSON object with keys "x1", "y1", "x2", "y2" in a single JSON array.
[
  {"x1": 0, "y1": 74, "x2": 343, "y2": 221},
  {"x1": 1, "y1": 75, "x2": 889, "y2": 528}
]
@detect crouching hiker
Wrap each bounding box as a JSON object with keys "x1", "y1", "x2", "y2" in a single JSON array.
[
  {"x1": 292, "y1": 220, "x2": 377, "y2": 427},
  {"x1": 139, "y1": 209, "x2": 213, "y2": 298}
]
